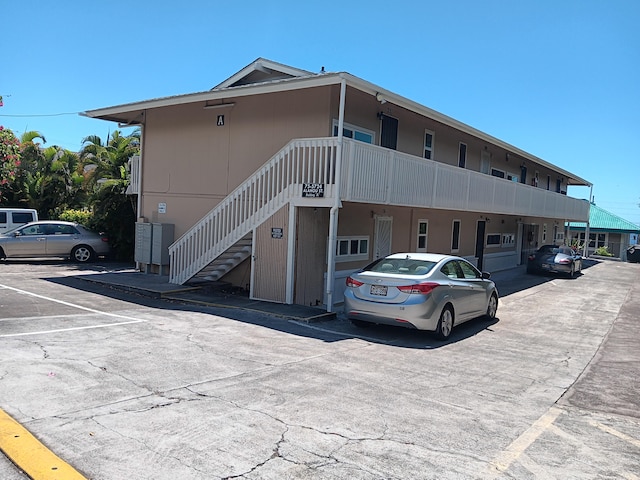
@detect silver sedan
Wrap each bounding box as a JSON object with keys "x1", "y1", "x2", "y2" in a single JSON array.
[
  {"x1": 344, "y1": 253, "x2": 499, "y2": 340},
  {"x1": 0, "y1": 221, "x2": 110, "y2": 263}
]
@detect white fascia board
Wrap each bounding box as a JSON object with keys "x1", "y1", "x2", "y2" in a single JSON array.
[{"x1": 82, "y1": 74, "x2": 343, "y2": 121}]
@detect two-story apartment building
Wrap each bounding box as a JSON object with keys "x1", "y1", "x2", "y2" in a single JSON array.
[{"x1": 83, "y1": 58, "x2": 591, "y2": 312}]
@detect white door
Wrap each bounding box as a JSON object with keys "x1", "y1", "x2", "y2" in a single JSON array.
[{"x1": 374, "y1": 216, "x2": 393, "y2": 259}]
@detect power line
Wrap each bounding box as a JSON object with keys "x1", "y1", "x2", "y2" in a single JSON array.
[{"x1": 0, "y1": 112, "x2": 80, "y2": 117}]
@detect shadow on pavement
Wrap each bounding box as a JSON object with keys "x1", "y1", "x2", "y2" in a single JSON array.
[{"x1": 19, "y1": 257, "x2": 603, "y2": 350}]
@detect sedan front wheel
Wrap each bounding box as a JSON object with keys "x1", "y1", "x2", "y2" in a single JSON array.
[{"x1": 486, "y1": 293, "x2": 498, "y2": 319}]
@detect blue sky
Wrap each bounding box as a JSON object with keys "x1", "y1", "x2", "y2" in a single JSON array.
[{"x1": 2, "y1": 0, "x2": 639, "y2": 225}]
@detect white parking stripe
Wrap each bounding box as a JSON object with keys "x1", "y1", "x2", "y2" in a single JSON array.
[{"x1": 0, "y1": 283, "x2": 146, "y2": 337}]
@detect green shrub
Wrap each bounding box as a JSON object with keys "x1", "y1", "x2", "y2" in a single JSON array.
[
  {"x1": 595, "y1": 246, "x2": 614, "y2": 257},
  {"x1": 58, "y1": 209, "x2": 93, "y2": 225}
]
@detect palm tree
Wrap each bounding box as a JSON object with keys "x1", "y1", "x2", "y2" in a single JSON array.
[
  {"x1": 79, "y1": 130, "x2": 140, "y2": 260},
  {"x1": 80, "y1": 129, "x2": 141, "y2": 193}
]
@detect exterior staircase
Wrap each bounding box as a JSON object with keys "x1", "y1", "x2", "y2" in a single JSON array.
[{"x1": 168, "y1": 138, "x2": 339, "y2": 285}]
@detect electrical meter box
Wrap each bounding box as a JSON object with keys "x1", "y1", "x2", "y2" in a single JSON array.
[{"x1": 151, "y1": 223, "x2": 174, "y2": 267}]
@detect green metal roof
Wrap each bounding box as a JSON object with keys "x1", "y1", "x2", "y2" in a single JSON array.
[{"x1": 567, "y1": 204, "x2": 640, "y2": 233}]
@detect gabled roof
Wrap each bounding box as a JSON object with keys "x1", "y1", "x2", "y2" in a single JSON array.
[
  {"x1": 81, "y1": 57, "x2": 591, "y2": 187},
  {"x1": 212, "y1": 58, "x2": 315, "y2": 89},
  {"x1": 567, "y1": 204, "x2": 640, "y2": 233}
]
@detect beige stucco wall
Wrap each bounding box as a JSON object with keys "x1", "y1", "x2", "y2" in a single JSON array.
[
  {"x1": 140, "y1": 86, "x2": 334, "y2": 238},
  {"x1": 335, "y1": 202, "x2": 558, "y2": 272}
]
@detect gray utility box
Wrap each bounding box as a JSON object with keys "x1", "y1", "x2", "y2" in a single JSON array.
[
  {"x1": 134, "y1": 222, "x2": 153, "y2": 264},
  {"x1": 151, "y1": 223, "x2": 174, "y2": 266}
]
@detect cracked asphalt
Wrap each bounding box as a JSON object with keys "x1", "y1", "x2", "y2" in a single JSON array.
[{"x1": 0, "y1": 259, "x2": 639, "y2": 479}]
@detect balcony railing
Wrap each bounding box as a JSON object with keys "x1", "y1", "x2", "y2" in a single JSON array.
[{"x1": 340, "y1": 140, "x2": 589, "y2": 221}]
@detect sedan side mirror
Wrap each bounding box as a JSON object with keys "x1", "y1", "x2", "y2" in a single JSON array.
[{"x1": 482, "y1": 271, "x2": 491, "y2": 279}]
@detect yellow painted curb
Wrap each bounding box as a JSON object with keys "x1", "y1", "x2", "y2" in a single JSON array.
[{"x1": 0, "y1": 409, "x2": 87, "y2": 480}]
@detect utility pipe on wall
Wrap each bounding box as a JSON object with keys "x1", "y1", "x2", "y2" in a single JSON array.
[{"x1": 325, "y1": 77, "x2": 347, "y2": 312}]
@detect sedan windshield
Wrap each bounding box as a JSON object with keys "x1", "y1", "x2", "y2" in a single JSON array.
[{"x1": 364, "y1": 259, "x2": 437, "y2": 276}]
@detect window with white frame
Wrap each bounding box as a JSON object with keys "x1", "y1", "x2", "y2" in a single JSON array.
[
  {"x1": 417, "y1": 220, "x2": 428, "y2": 252},
  {"x1": 579, "y1": 232, "x2": 607, "y2": 249},
  {"x1": 332, "y1": 120, "x2": 375, "y2": 144},
  {"x1": 424, "y1": 130, "x2": 434, "y2": 159},
  {"x1": 451, "y1": 220, "x2": 461, "y2": 252},
  {"x1": 336, "y1": 236, "x2": 369, "y2": 262},
  {"x1": 507, "y1": 173, "x2": 519, "y2": 182},
  {"x1": 543, "y1": 223, "x2": 547, "y2": 243},
  {"x1": 458, "y1": 142, "x2": 467, "y2": 168},
  {"x1": 502, "y1": 233, "x2": 515, "y2": 247},
  {"x1": 486, "y1": 233, "x2": 501, "y2": 247},
  {"x1": 491, "y1": 168, "x2": 506, "y2": 178}
]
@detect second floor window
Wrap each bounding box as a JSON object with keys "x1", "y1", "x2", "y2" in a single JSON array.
[
  {"x1": 458, "y1": 143, "x2": 467, "y2": 168},
  {"x1": 417, "y1": 220, "x2": 428, "y2": 252},
  {"x1": 424, "y1": 130, "x2": 434, "y2": 159},
  {"x1": 332, "y1": 120, "x2": 374, "y2": 144},
  {"x1": 451, "y1": 220, "x2": 461, "y2": 252}
]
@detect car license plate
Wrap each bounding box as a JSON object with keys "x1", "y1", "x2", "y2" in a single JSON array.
[{"x1": 370, "y1": 285, "x2": 388, "y2": 296}]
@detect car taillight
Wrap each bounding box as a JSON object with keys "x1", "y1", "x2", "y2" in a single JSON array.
[
  {"x1": 528, "y1": 255, "x2": 535, "y2": 261},
  {"x1": 397, "y1": 282, "x2": 439, "y2": 294},
  {"x1": 558, "y1": 258, "x2": 571, "y2": 264},
  {"x1": 346, "y1": 276, "x2": 364, "y2": 287}
]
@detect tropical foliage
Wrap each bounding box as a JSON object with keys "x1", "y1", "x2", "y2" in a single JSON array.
[
  {"x1": 0, "y1": 126, "x2": 21, "y2": 203},
  {"x1": 0, "y1": 126, "x2": 140, "y2": 260}
]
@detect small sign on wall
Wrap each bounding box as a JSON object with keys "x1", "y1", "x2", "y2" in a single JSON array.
[
  {"x1": 302, "y1": 183, "x2": 325, "y2": 197},
  {"x1": 217, "y1": 115, "x2": 225, "y2": 126},
  {"x1": 158, "y1": 202, "x2": 167, "y2": 214},
  {"x1": 271, "y1": 228, "x2": 283, "y2": 239}
]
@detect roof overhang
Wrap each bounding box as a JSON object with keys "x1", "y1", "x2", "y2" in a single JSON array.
[{"x1": 82, "y1": 68, "x2": 591, "y2": 187}]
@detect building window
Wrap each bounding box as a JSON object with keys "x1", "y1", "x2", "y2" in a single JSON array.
[
  {"x1": 336, "y1": 236, "x2": 369, "y2": 262},
  {"x1": 543, "y1": 223, "x2": 547, "y2": 243},
  {"x1": 507, "y1": 173, "x2": 519, "y2": 182},
  {"x1": 579, "y1": 232, "x2": 607, "y2": 249},
  {"x1": 424, "y1": 130, "x2": 434, "y2": 159},
  {"x1": 417, "y1": 220, "x2": 428, "y2": 252},
  {"x1": 486, "y1": 233, "x2": 501, "y2": 247},
  {"x1": 332, "y1": 120, "x2": 375, "y2": 144},
  {"x1": 451, "y1": 220, "x2": 461, "y2": 252},
  {"x1": 458, "y1": 143, "x2": 467, "y2": 168},
  {"x1": 491, "y1": 168, "x2": 506, "y2": 178},
  {"x1": 502, "y1": 233, "x2": 515, "y2": 247}
]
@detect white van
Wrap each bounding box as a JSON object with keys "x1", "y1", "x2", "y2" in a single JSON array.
[{"x1": 0, "y1": 208, "x2": 39, "y2": 233}]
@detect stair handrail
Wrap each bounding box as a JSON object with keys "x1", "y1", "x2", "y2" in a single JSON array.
[{"x1": 169, "y1": 137, "x2": 339, "y2": 284}]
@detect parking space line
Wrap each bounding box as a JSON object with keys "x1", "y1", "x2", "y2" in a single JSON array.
[
  {"x1": 590, "y1": 420, "x2": 640, "y2": 449},
  {"x1": 0, "y1": 320, "x2": 146, "y2": 338},
  {"x1": 0, "y1": 408, "x2": 87, "y2": 479},
  {"x1": 0, "y1": 283, "x2": 147, "y2": 337},
  {"x1": 487, "y1": 406, "x2": 563, "y2": 476}
]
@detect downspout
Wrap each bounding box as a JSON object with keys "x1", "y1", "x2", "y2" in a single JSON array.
[
  {"x1": 583, "y1": 185, "x2": 593, "y2": 258},
  {"x1": 135, "y1": 121, "x2": 145, "y2": 272},
  {"x1": 326, "y1": 77, "x2": 346, "y2": 312}
]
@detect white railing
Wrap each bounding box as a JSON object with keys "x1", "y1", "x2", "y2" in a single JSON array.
[
  {"x1": 169, "y1": 137, "x2": 588, "y2": 285},
  {"x1": 169, "y1": 138, "x2": 339, "y2": 284},
  {"x1": 340, "y1": 140, "x2": 589, "y2": 221}
]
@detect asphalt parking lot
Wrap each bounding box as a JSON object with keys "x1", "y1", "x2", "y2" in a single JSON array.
[{"x1": 0, "y1": 259, "x2": 639, "y2": 479}]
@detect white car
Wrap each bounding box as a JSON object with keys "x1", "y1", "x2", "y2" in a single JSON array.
[{"x1": 344, "y1": 253, "x2": 499, "y2": 340}]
